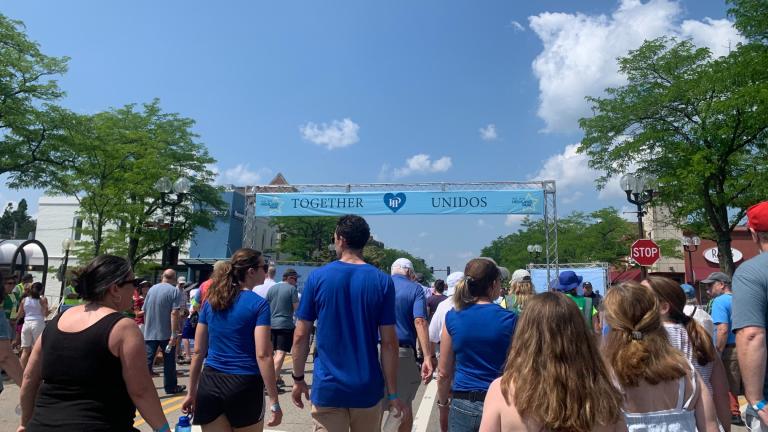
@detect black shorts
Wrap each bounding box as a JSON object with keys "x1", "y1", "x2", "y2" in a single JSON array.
[
  {"x1": 193, "y1": 367, "x2": 264, "y2": 427},
  {"x1": 271, "y1": 328, "x2": 294, "y2": 353}
]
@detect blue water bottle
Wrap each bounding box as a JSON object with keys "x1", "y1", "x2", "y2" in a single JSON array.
[{"x1": 175, "y1": 415, "x2": 192, "y2": 432}]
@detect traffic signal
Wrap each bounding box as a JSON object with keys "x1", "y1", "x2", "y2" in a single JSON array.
[
  {"x1": 430, "y1": 266, "x2": 434, "y2": 273},
  {"x1": 446, "y1": 266, "x2": 451, "y2": 275}
]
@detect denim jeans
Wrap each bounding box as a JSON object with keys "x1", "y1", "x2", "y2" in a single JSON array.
[
  {"x1": 449, "y1": 398, "x2": 484, "y2": 432},
  {"x1": 145, "y1": 339, "x2": 178, "y2": 393}
]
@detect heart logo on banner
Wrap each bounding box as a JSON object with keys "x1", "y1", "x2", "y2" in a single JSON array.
[{"x1": 383, "y1": 193, "x2": 407, "y2": 213}]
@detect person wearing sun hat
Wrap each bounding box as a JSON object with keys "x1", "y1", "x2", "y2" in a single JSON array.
[
  {"x1": 733, "y1": 200, "x2": 768, "y2": 430},
  {"x1": 555, "y1": 270, "x2": 598, "y2": 331}
]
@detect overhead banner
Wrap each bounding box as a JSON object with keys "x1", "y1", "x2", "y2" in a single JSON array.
[{"x1": 255, "y1": 190, "x2": 544, "y2": 217}]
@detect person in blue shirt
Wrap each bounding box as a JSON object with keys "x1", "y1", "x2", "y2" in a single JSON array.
[
  {"x1": 436, "y1": 257, "x2": 518, "y2": 432},
  {"x1": 291, "y1": 214, "x2": 405, "y2": 431},
  {"x1": 705, "y1": 270, "x2": 743, "y2": 425},
  {"x1": 390, "y1": 257, "x2": 433, "y2": 432},
  {"x1": 181, "y1": 248, "x2": 282, "y2": 430}
]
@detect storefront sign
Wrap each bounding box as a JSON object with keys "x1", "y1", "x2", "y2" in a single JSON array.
[{"x1": 703, "y1": 247, "x2": 743, "y2": 264}]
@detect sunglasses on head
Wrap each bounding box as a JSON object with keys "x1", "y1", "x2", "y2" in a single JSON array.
[{"x1": 119, "y1": 278, "x2": 141, "y2": 288}]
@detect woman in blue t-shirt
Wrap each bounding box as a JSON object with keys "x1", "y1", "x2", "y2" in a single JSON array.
[
  {"x1": 436, "y1": 258, "x2": 518, "y2": 432},
  {"x1": 182, "y1": 248, "x2": 282, "y2": 430}
]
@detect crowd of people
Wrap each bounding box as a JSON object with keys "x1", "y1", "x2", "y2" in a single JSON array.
[{"x1": 0, "y1": 200, "x2": 766, "y2": 431}]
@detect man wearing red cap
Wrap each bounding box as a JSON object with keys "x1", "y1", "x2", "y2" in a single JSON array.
[{"x1": 734, "y1": 201, "x2": 768, "y2": 430}]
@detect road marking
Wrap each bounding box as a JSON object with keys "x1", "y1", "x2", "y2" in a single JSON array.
[
  {"x1": 133, "y1": 355, "x2": 296, "y2": 427},
  {"x1": 413, "y1": 379, "x2": 438, "y2": 432},
  {"x1": 133, "y1": 396, "x2": 185, "y2": 427}
]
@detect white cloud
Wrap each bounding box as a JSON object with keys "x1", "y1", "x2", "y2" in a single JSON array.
[
  {"x1": 530, "y1": 142, "x2": 636, "y2": 203},
  {"x1": 529, "y1": 0, "x2": 745, "y2": 132},
  {"x1": 217, "y1": 164, "x2": 272, "y2": 185},
  {"x1": 390, "y1": 154, "x2": 452, "y2": 179},
  {"x1": 508, "y1": 20, "x2": 526, "y2": 32},
  {"x1": 505, "y1": 215, "x2": 526, "y2": 227},
  {"x1": 299, "y1": 118, "x2": 360, "y2": 150},
  {"x1": 479, "y1": 124, "x2": 498, "y2": 141}
]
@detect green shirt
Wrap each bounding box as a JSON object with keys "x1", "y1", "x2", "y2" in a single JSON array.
[{"x1": 565, "y1": 294, "x2": 597, "y2": 326}]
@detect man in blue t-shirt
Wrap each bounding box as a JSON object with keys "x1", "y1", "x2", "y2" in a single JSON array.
[
  {"x1": 390, "y1": 257, "x2": 433, "y2": 431},
  {"x1": 706, "y1": 270, "x2": 743, "y2": 424},
  {"x1": 291, "y1": 215, "x2": 405, "y2": 431}
]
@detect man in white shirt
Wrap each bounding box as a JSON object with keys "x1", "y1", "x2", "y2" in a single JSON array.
[
  {"x1": 253, "y1": 265, "x2": 277, "y2": 298},
  {"x1": 428, "y1": 271, "x2": 464, "y2": 355}
]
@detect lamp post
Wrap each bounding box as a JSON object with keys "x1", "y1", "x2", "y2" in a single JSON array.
[
  {"x1": 155, "y1": 177, "x2": 191, "y2": 267},
  {"x1": 682, "y1": 235, "x2": 701, "y2": 301},
  {"x1": 59, "y1": 238, "x2": 75, "y2": 301},
  {"x1": 527, "y1": 244, "x2": 542, "y2": 264},
  {"x1": 620, "y1": 172, "x2": 657, "y2": 279}
]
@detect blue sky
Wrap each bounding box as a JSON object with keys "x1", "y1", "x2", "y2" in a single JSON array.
[{"x1": 0, "y1": 0, "x2": 741, "y2": 272}]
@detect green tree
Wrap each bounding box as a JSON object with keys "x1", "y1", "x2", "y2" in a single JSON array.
[
  {"x1": 0, "y1": 14, "x2": 71, "y2": 177},
  {"x1": 0, "y1": 199, "x2": 36, "y2": 239},
  {"x1": 12, "y1": 100, "x2": 224, "y2": 265},
  {"x1": 578, "y1": 36, "x2": 768, "y2": 276},
  {"x1": 481, "y1": 208, "x2": 651, "y2": 271},
  {"x1": 271, "y1": 217, "x2": 338, "y2": 262},
  {"x1": 728, "y1": 0, "x2": 768, "y2": 43}
]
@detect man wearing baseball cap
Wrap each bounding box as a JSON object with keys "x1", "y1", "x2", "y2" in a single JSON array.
[
  {"x1": 734, "y1": 201, "x2": 768, "y2": 429},
  {"x1": 704, "y1": 270, "x2": 743, "y2": 424},
  {"x1": 389, "y1": 258, "x2": 433, "y2": 431}
]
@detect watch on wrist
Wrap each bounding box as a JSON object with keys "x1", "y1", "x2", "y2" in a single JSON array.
[
  {"x1": 270, "y1": 403, "x2": 282, "y2": 413},
  {"x1": 292, "y1": 373, "x2": 304, "y2": 382}
]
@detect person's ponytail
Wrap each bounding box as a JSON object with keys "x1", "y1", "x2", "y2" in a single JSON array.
[{"x1": 452, "y1": 277, "x2": 476, "y2": 311}]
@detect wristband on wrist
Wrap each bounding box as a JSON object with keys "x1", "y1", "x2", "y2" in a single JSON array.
[
  {"x1": 437, "y1": 399, "x2": 450, "y2": 408},
  {"x1": 387, "y1": 393, "x2": 398, "y2": 401},
  {"x1": 154, "y1": 423, "x2": 170, "y2": 432},
  {"x1": 753, "y1": 399, "x2": 767, "y2": 412},
  {"x1": 271, "y1": 403, "x2": 282, "y2": 412},
  {"x1": 292, "y1": 373, "x2": 304, "y2": 382}
]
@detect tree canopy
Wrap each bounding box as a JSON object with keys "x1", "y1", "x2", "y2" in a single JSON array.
[
  {"x1": 481, "y1": 208, "x2": 679, "y2": 272},
  {"x1": 11, "y1": 100, "x2": 224, "y2": 265},
  {"x1": 0, "y1": 14, "x2": 70, "y2": 176},
  {"x1": 0, "y1": 199, "x2": 36, "y2": 240},
  {"x1": 578, "y1": 33, "x2": 768, "y2": 275}
]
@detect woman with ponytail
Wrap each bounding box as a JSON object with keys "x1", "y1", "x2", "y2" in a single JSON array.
[
  {"x1": 603, "y1": 281, "x2": 719, "y2": 431},
  {"x1": 182, "y1": 248, "x2": 282, "y2": 431},
  {"x1": 643, "y1": 276, "x2": 731, "y2": 430},
  {"x1": 436, "y1": 258, "x2": 517, "y2": 432}
]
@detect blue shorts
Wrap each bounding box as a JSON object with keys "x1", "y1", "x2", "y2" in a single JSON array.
[
  {"x1": 182, "y1": 318, "x2": 196, "y2": 339},
  {"x1": 0, "y1": 314, "x2": 13, "y2": 340}
]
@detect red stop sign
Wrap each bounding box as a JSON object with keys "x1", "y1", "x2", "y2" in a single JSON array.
[{"x1": 631, "y1": 239, "x2": 661, "y2": 266}]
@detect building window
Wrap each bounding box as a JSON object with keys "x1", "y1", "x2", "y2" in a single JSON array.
[{"x1": 72, "y1": 217, "x2": 83, "y2": 241}]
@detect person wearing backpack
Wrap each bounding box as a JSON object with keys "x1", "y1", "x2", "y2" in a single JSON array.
[{"x1": 554, "y1": 271, "x2": 599, "y2": 333}]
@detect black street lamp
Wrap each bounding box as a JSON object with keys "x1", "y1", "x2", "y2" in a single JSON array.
[
  {"x1": 155, "y1": 177, "x2": 191, "y2": 267},
  {"x1": 621, "y1": 172, "x2": 657, "y2": 279},
  {"x1": 682, "y1": 235, "x2": 701, "y2": 300},
  {"x1": 527, "y1": 244, "x2": 542, "y2": 263},
  {"x1": 58, "y1": 238, "x2": 75, "y2": 302}
]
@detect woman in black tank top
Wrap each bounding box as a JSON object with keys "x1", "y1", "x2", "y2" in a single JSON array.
[{"x1": 18, "y1": 255, "x2": 170, "y2": 432}]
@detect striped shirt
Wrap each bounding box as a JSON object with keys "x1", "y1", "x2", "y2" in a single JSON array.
[{"x1": 664, "y1": 322, "x2": 713, "y2": 392}]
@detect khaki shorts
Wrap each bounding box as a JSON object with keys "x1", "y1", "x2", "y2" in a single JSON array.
[
  {"x1": 394, "y1": 346, "x2": 421, "y2": 404},
  {"x1": 311, "y1": 404, "x2": 382, "y2": 432},
  {"x1": 723, "y1": 345, "x2": 743, "y2": 395}
]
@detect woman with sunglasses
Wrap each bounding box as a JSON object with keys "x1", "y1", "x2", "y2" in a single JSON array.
[
  {"x1": 18, "y1": 255, "x2": 169, "y2": 432},
  {"x1": 182, "y1": 248, "x2": 282, "y2": 431}
]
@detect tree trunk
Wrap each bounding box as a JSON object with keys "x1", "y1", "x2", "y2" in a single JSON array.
[{"x1": 716, "y1": 232, "x2": 736, "y2": 276}]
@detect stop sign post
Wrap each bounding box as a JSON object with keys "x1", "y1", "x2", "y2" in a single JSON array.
[{"x1": 631, "y1": 239, "x2": 661, "y2": 267}]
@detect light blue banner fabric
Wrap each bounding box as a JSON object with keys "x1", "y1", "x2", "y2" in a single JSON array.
[
  {"x1": 530, "y1": 267, "x2": 607, "y2": 295},
  {"x1": 254, "y1": 190, "x2": 544, "y2": 216}
]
